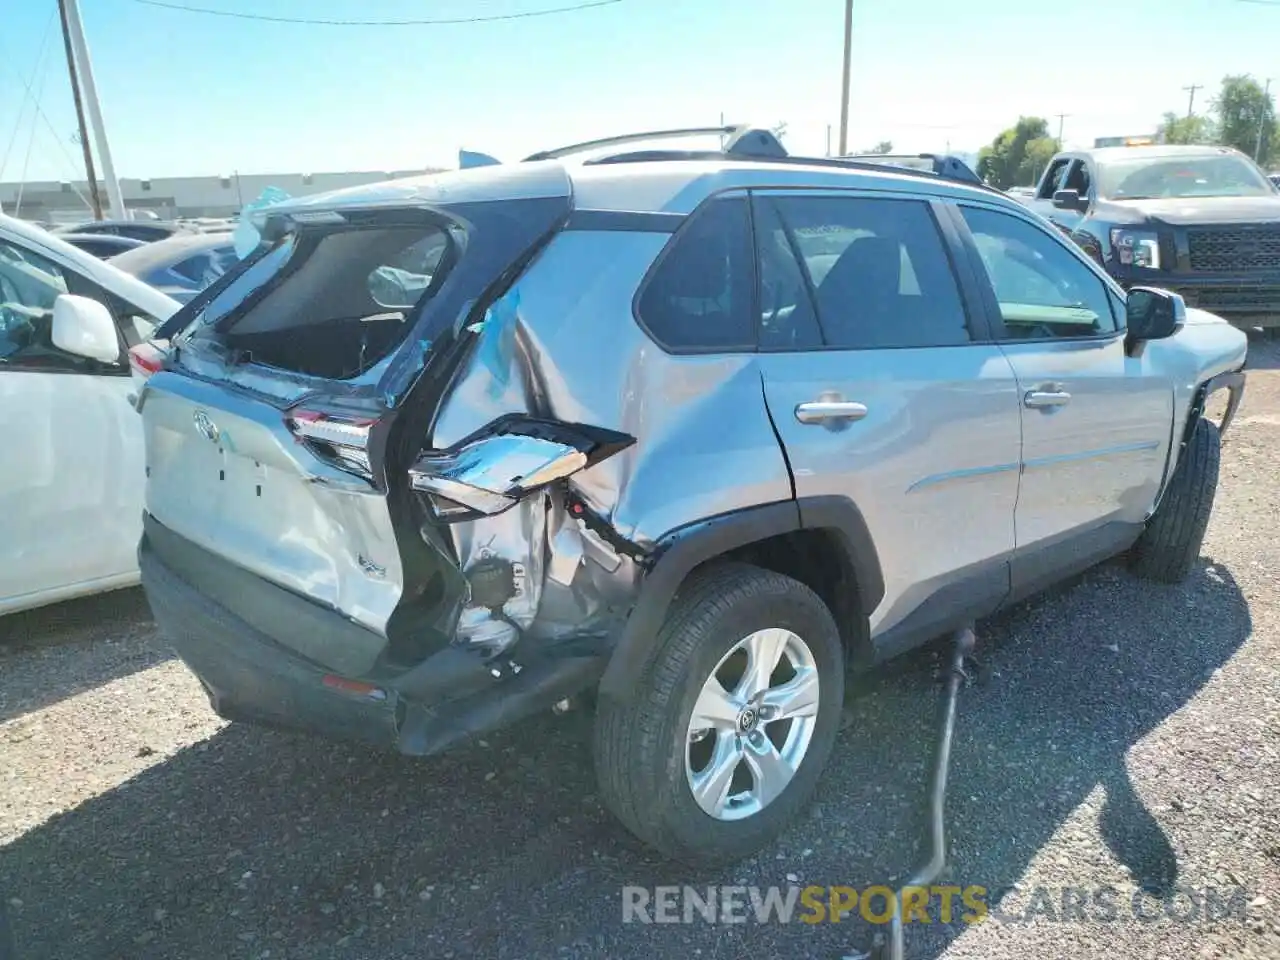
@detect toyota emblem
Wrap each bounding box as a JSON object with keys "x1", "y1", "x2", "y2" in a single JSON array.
[{"x1": 193, "y1": 409, "x2": 220, "y2": 443}]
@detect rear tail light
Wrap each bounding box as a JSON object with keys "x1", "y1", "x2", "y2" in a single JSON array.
[
  {"x1": 128, "y1": 340, "x2": 169, "y2": 379},
  {"x1": 286, "y1": 407, "x2": 378, "y2": 479}
]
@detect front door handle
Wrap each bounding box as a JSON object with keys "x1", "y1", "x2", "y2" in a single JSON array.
[
  {"x1": 794, "y1": 400, "x2": 869, "y2": 425},
  {"x1": 1024, "y1": 390, "x2": 1072, "y2": 409}
]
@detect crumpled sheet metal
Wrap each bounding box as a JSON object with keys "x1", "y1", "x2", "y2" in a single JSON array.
[
  {"x1": 448, "y1": 493, "x2": 547, "y2": 631},
  {"x1": 429, "y1": 229, "x2": 792, "y2": 644}
]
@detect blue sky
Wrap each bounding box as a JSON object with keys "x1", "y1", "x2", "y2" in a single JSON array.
[{"x1": 1, "y1": 0, "x2": 1277, "y2": 183}]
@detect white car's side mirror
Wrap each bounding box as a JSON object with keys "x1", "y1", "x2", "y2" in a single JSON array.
[{"x1": 51, "y1": 294, "x2": 120, "y2": 364}]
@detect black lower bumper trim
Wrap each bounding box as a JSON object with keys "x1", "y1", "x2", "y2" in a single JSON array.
[
  {"x1": 140, "y1": 529, "x2": 605, "y2": 756},
  {"x1": 398, "y1": 656, "x2": 603, "y2": 756}
]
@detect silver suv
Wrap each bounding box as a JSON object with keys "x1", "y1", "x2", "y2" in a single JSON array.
[{"x1": 136, "y1": 126, "x2": 1247, "y2": 865}]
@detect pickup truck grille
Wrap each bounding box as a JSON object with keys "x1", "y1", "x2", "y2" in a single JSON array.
[
  {"x1": 1187, "y1": 225, "x2": 1280, "y2": 272},
  {"x1": 1178, "y1": 284, "x2": 1280, "y2": 314}
]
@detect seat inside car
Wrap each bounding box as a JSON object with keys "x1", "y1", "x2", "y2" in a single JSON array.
[{"x1": 815, "y1": 235, "x2": 902, "y2": 345}]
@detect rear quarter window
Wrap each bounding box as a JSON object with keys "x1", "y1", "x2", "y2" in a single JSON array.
[{"x1": 635, "y1": 197, "x2": 756, "y2": 352}]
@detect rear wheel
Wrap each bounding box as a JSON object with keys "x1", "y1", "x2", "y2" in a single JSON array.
[
  {"x1": 1130, "y1": 416, "x2": 1221, "y2": 584},
  {"x1": 593, "y1": 563, "x2": 843, "y2": 865}
]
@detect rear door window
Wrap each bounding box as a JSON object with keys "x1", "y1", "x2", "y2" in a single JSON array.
[
  {"x1": 170, "y1": 254, "x2": 211, "y2": 284},
  {"x1": 635, "y1": 197, "x2": 756, "y2": 352},
  {"x1": 753, "y1": 200, "x2": 824, "y2": 351},
  {"x1": 76, "y1": 238, "x2": 122, "y2": 258},
  {"x1": 170, "y1": 249, "x2": 237, "y2": 291},
  {"x1": 759, "y1": 194, "x2": 971, "y2": 349},
  {"x1": 118, "y1": 224, "x2": 173, "y2": 243}
]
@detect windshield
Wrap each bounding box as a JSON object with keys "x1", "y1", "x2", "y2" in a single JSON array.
[{"x1": 1099, "y1": 153, "x2": 1276, "y2": 200}]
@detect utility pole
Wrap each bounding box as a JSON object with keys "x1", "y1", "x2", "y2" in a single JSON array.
[
  {"x1": 1183, "y1": 83, "x2": 1202, "y2": 119},
  {"x1": 1055, "y1": 113, "x2": 1068, "y2": 146},
  {"x1": 62, "y1": 0, "x2": 124, "y2": 220},
  {"x1": 837, "y1": 0, "x2": 853, "y2": 156},
  {"x1": 56, "y1": 0, "x2": 102, "y2": 220},
  {"x1": 1255, "y1": 78, "x2": 1273, "y2": 162},
  {"x1": 826, "y1": 124, "x2": 832, "y2": 157}
]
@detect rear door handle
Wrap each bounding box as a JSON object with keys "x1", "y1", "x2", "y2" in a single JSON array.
[
  {"x1": 794, "y1": 400, "x2": 869, "y2": 424},
  {"x1": 1024, "y1": 390, "x2": 1072, "y2": 409}
]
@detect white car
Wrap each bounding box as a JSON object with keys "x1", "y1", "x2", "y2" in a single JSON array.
[{"x1": 1, "y1": 213, "x2": 181, "y2": 615}]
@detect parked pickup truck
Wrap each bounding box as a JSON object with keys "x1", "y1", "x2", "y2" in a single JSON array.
[{"x1": 1022, "y1": 144, "x2": 1280, "y2": 328}]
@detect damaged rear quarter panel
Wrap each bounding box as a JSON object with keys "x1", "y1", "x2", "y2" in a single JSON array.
[{"x1": 428, "y1": 228, "x2": 793, "y2": 642}]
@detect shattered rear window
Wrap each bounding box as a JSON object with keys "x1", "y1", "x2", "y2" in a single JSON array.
[{"x1": 179, "y1": 218, "x2": 461, "y2": 380}]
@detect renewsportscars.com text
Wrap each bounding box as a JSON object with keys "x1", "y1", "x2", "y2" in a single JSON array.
[{"x1": 621, "y1": 884, "x2": 1250, "y2": 926}]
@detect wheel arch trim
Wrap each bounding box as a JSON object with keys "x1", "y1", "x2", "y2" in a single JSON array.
[
  {"x1": 1191, "y1": 369, "x2": 1246, "y2": 445},
  {"x1": 597, "y1": 496, "x2": 883, "y2": 699}
]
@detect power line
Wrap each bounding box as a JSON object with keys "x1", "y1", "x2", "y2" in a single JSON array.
[
  {"x1": 15, "y1": 40, "x2": 57, "y2": 215},
  {"x1": 0, "y1": 19, "x2": 93, "y2": 210},
  {"x1": 130, "y1": 0, "x2": 622, "y2": 26},
  {"x1": 0, "y1": 10, "x2": 56, "y2": 183}
]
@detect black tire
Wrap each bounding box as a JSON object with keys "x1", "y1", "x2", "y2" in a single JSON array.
[
  {"x1": 0, "y1": 891, "x2": 12, "y2": 960},
  {"x1": 1130, "y1": 416, "x2": 1221, "y2": 584},
  {"x1": 593, "y1": 562, "x2": 844, "y2": 865}
]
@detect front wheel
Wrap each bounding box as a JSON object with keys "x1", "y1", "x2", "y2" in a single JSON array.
[
  {"x1": 1130, "y1": 416, "x2": 1221, "y2": 583},
  {"x1": 593, "y1": 563, "x2": 844, "y2": 865}
]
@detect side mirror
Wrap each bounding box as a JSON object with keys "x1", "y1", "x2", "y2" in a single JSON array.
[
  {"x1": 1052, "y1": 189, "x2": 1089, "y2": 212},
  {"x1": 51, "y1": 294, "x2": 121, "y2": 364},
  {"x1": 1125, "y1": 286, "x2": 1186, "y2": 342}
]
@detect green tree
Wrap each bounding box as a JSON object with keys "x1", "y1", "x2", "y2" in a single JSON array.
[
  {"x1": 1212, "y1": 75, "x2": 1277, "y2": 165},
  {"x1": 1021, "y1": 137, "x2": 1060, "y2": 188},
  {"x1": 1157, "y1": 111, "x2": 1216, "y2": 145},
  {"x1": 862, "y1": 140, "x2": 894, "y2": 155},
  {"x1": 977, "y1": 117, "x2": 1059, "y2": 189}
]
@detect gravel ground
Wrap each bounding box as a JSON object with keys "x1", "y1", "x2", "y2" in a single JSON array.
[{"x1": 3, "y1": 341, "x2": 1280, "y2": 960}]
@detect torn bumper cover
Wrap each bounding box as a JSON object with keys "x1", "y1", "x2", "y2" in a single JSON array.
[{"x1": 139, "y1": 517, "x2": 605, "y2": 756}]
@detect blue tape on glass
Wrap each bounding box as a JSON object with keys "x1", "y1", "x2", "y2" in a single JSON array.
[
  {"x1": 233, "y1": 186, "x2": 293, "y2": 258},
  {"x1": 477, "y1": 290, "x2": 520, "y2": 399}
]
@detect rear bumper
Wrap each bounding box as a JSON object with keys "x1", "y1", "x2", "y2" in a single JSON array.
[{"x1": 140, "y1": 520, "x2": 604, "y2": 756}]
